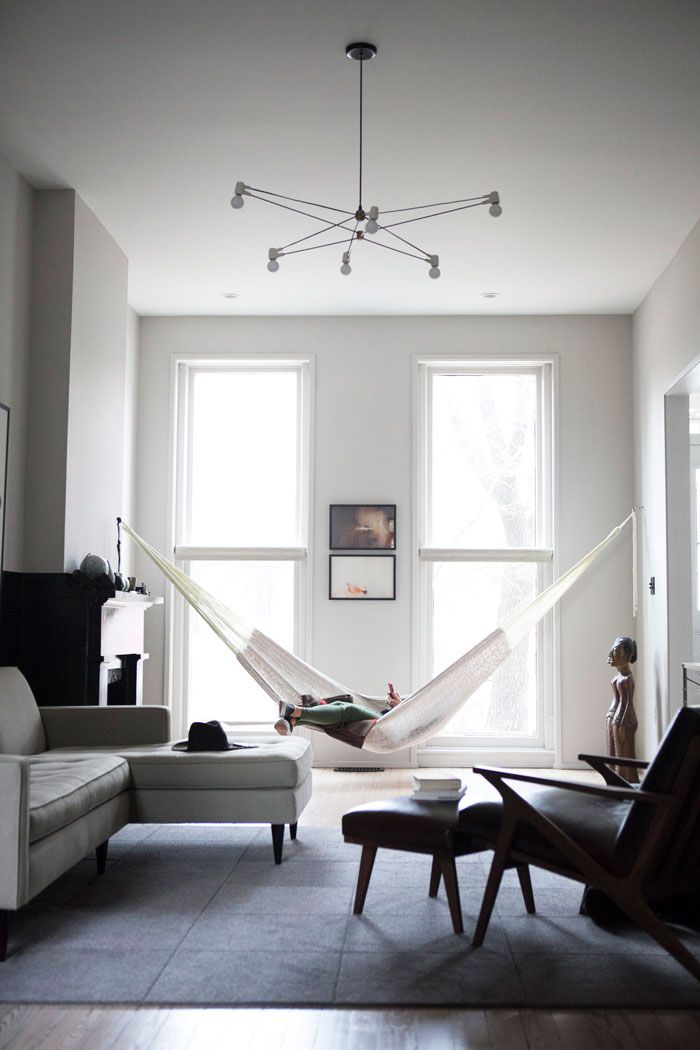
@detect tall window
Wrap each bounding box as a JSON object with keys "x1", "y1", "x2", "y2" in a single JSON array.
[
  {"x1": 172, "y1": 358, "x2": 312, "y2": 731},
  {"x1": 416, "y1": 359, "x2": 554, "y2": 751}
]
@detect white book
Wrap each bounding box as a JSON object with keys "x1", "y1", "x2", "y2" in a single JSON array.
[
  {"x1": 412, "y1": 772, "x2": 462, "y2": 792},
  {"x1": 411, "y1": 785, "x2": 465, "y2": 797}
]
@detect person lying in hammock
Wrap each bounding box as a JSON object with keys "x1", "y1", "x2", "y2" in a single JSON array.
[{"x1": 274, "y1": 682, "x2": 402, "y2": 736}]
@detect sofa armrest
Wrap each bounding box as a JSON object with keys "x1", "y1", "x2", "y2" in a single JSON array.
[
  {"x1": 0, "y1": 757, "x2": 30, "y2": 910},
  {"x1": 39, "y1": 706, "x2": 171, "y2": 749}
]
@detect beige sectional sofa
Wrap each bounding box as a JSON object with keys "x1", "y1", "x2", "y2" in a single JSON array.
[{"x1": 0, "y1": 667, "x2": 313, "y2": 961}]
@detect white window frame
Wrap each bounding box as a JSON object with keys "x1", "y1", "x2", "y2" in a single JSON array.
[
  {"x1": 413, "y1": 356, "x2": 558, "y2": 765},
  {"x1": 168, "y1": 354, "x2": 314, "y2": 737}
]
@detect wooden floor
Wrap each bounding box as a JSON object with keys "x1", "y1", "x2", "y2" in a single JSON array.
[{"x1": 1, "y1": 767, "x2": 699, "y2": 1050}]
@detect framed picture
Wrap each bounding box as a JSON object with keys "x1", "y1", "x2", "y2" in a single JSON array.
[
  {"x1": 329, "y1": 504, "x2": 396, "y2": 550},
  {"x1": 329, "y1": 554, "x2": 396, "y2": 600}
]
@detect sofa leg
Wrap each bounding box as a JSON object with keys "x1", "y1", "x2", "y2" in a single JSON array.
[
  {"x1": 95, "y1": 840, "x2": 109, "y2": 875},
  {"x1": 0, "y1": 910, "x2": 8, "y2": 962},
  {"x1": 289, "y1": 821, "x2": 298, "y2": 840},
  {"x1": 271, "y1": 824, "x2": 284, "y2": 864}
]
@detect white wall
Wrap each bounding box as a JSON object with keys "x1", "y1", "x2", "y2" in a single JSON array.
[
  {"x1": 23, "y1": 189, "x2": 130, "y2": 571},
  {"x1": 63, "y1": 194, "x2": 129, "y2": 567},
  {"x1": 633, "y1": 216, "x2": 700, "y2": 752},
  {"x1": 0, "y1": 152, "x2": 32, "y2": 571},
  {"x1": 24, "y1": 190, "x2": 74, "y2": 571},
  {"x1": 137, "y1": 314, "x2": 633, "y2": 765}
]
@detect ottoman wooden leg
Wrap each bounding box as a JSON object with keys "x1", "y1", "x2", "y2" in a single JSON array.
[
  {"x1": 289, "y1": 821, "x2": 298, "y2": 840},
  {"x1": 429, "y1": 854, "x2": 441, "y2": 897},
  {"x1": 353, "y1": 844, "x2": 377, "y2": 914},
  {"x1": 439, "y1": 853, "x2": 464, "y2": 934},
  {"x1": 271, "y1": 823, "x2": 285, "y2": 864}
]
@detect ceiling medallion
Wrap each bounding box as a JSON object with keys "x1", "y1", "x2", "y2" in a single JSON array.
[{"x1": 231, "y1": 43, "x2": 502, "y2": 279}]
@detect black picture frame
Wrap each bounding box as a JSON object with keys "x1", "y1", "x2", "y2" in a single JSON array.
[
  {"x1": 329, "y1": 554, "x2": 396, "y2": 600},
  {"x1": 329, "y1": 503, "x2": 396, "y2": 550},
  {"x1": 0, "y1": 403, "x2": 9, "y2": 622}
]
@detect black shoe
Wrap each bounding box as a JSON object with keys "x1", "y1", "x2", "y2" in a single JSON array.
[{"x1": 279, "y1": 700, "x2": 296, "y2": 719}]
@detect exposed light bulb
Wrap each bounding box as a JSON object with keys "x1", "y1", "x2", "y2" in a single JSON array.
[
  {"x1": 365, "y1": 206, "x2": 379, "y2": 234},
  {"x1": 428, "y1": 254, "x2": 440, "y2": 279},
  {"x1": 231, "y1": 195, "x2": 245, "y2": 209},
  {"x1": 428, "y1": 266, "x2": 441, "y2": 279},
  {"x1": 340, "y1": 252, "x2": 352, "y2": 276},
  {"x1": 267, "y1": 259, "x2": 280, "y2": 272},
  {"x1": 489, "y1": 202, "x2": 502, "y2": 217}
]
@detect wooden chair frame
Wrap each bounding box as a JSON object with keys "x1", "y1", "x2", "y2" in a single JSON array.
[{"x1": 471, "y1": 741, "x2": 700, "y2": 982}]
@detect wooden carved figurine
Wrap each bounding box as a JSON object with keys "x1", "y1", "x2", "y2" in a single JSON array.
[{"x1": 606, "y1": 636, "x2": 639, "y2": 783}]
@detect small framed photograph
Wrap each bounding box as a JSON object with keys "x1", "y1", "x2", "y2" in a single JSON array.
[
  {"x1": 329, "y1": 504, "x2": 396, "y2": 550},
  {"x1": 329, "y1": 555, "x2": 396, "y2": 600}
]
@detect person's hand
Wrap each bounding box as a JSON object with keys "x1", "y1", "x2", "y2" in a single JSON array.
[{"x1": 387, "y1": 681, "x2": 402, "y2": 708}]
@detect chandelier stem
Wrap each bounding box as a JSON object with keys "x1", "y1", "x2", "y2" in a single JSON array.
[{"x1": 358, "y1": 53, "x2": 364, "y2": 210}]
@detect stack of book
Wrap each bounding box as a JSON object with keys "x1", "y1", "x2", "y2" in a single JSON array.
[{"x1": 411, "y1": 772, "x2": 466, "y2": 803}]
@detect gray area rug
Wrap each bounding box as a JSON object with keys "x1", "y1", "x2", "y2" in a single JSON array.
[{"x1": 2, "y1": 824, "x2": 700, "y2": 1007}]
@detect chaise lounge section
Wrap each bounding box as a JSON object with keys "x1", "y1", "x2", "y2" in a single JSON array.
[{"x1": 0, "y1": 667, "x2": 313, "y2": 960}]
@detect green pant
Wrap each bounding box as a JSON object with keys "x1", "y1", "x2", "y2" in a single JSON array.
[{"x1": 297, "y1": 700, "x2": 380, "y2": 727}]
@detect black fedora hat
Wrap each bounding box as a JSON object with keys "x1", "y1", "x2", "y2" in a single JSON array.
[{"x1": 171, "y1": 720, "x2": 240, "y2": 752}]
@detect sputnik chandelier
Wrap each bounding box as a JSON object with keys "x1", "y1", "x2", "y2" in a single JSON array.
[{"x1": 231, "y1": 42, "x2": 502, "y2": 279}]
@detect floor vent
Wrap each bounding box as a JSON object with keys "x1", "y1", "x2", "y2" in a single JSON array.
[{"x1": 333, "y1": 766, "x2": 385, "y2": 773}]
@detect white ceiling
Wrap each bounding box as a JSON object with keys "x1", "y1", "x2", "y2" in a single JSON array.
[{"x1": 1, "y1": 0, "x2": 699, "y2": 316}]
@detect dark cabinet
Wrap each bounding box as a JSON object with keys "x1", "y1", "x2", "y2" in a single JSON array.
[{"x1": 0, "y1": 571, "x2": 161, "y2": 706}]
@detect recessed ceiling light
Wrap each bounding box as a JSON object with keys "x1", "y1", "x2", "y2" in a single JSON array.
[
  {"x1": 481, "y1": 291, "x2": 499, "y2": 299},
  {"x1": 222, "y1": 292, "x2": 239, "y2": 299}
]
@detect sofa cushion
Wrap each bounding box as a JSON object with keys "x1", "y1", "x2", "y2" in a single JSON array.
[
  {"x1": 46, "y1": 736, "x2": 312, "y2": 790},
  {"x1": 119, "y1": 737, "x2": 312, "y2": 791},
  {"x1": 0, "y1": 667, "x2": 46, "y2": 755},
  {"x1": 28, "y1": 754, "x2": 130, "y2": 843}
]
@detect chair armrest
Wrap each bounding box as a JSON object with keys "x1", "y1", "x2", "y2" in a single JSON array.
[
  {"x1": 577, "y1": 753, "x2": 648, "y2": 787},
  {"x1": 473, "y1": 766, "x2": 669, "y2": 806},
  {"x1": 0, "y1": 757, "x2": 30, "y2": 910},
  {"x1": 39, "y1": 706, "x2": 171, "y2": 749},
  {"x1": 578, "y1": 753, "x2": 649, "y2": 768}
]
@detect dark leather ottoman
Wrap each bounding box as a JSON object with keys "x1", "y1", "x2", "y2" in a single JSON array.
[{"x1": 342, "y1": 777, "x2": 534, "y2": 934}]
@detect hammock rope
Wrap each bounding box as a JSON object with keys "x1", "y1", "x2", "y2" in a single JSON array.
[{"x1": 121, "y1": 512, "x2": 636, "y2": 753}]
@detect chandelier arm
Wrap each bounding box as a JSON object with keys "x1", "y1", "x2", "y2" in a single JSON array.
[
  {"x1": 381, "y1": 195, "x2": 491, "y2": 214},
  {"x1": 346, "y1": 221, "x2": 360, "y2": 254},
  {"x1": 380, "y1": 200, "x2": 489, "y2": 231},
  {"x1": 362, "y1": 237, "x2": 430, "y2": 263},
  {"x1": 373, "y1": 223, "x2": 430, "y2": 256},
  {"x1": 246, "y1": 186, "x2": 354, "y2": 215},
  {"x1": 282, "y1": 236, "x2": 362, "y2": 257},
  {"x1": 246, "y1": 192, "x2": 359, "y2": 232},
  {"x1": 281, "y1": 218, "x2": 358, "y2": 252}
]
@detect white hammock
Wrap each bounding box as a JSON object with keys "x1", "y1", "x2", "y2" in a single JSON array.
[{"x1": 122, "y1": 513, "x2": 635, "y2": 753}]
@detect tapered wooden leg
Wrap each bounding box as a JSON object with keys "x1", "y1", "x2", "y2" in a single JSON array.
[
  {"x1": 95, "y1": 840, "x2": 109, "y2": 875},
  {"x1": 353, "y1": 844, "x2": 377, "y2": 915},
  {"x1": 289, "y1": 821, "x2": 298, "y2": 840},
  {"x1": 516, "y1": 863, "x2": 536, "y2": 914},
  {"x1": 473, "y1": 818, "x2": 516, "y2": 947},
  {"x1": 439, "y1": 854, "x2": 464, "y2": 934},
  {"x1": 0, "y1": 910, "x2": 8, "y2": 962},
  {"x1": 429, "y1": 854, "x2": 441, "y2": 897},
  {"x1": 271, "y1": 824, "x2": 285, "y2": 864}
]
